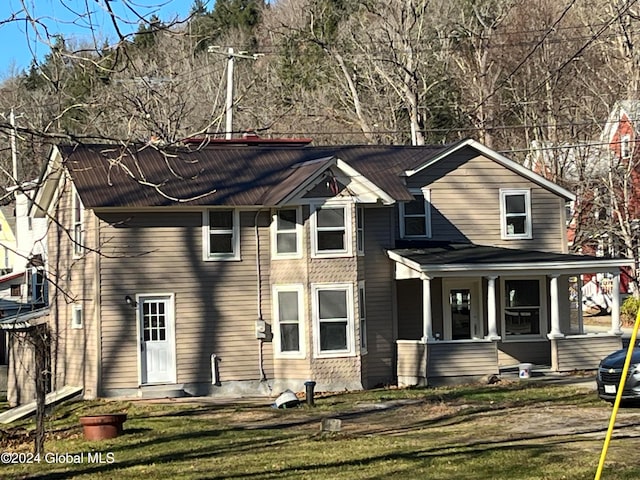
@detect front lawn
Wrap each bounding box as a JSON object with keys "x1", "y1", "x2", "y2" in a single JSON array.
[{"x1": 2, "y1": 381, "x2": 639, "y2": 480}]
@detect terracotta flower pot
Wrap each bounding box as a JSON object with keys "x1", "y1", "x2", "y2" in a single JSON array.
[{"x1": 79, "y1": 413, "x2": 127, "y2": 440}]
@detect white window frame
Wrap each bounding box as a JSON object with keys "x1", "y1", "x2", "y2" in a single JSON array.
[
  {"x1": 310, "y1": 203, "x2": 353, "y2": 258},
  {"x1": 202, "y1": 209, "x2": 240, "y2": 261},
  {"x1": 500, "y1": 276, "x2": 547, "y2": 341},
  {"x1": 500, "y1": 189, "x2": 532, "y2": 240},
  {"x1": 272, "y1": 284, "x2": 305, "y2": 359},
  {"x1": 356, "y1": 206, "x2": 365, "y2": 255},
  {"x1": 621, "y1": 134, "x2": 631, "y2": 159},
  {"x1": 72, "y1": 186, "x2": 85, "y2": 258},
  {"x1": 72, "y1": 304, "x2": 83, "y2": 329},
  {"x1": 312, "y1": 283, "x2": 356, "y2": 358},
  {"x1": 399, "y1": 188, "x2": 431, "y2": 239},
  {"x1": 271, "y1": 207, "x2": 303, "y2": 259},
  {"x1": 358, "y1": 281, "x2": 367, "y2": 354}
]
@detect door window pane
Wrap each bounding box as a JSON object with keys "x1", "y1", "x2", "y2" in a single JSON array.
[{"x1": 450, "y1": 289, "x2": 471, "y2": 340}]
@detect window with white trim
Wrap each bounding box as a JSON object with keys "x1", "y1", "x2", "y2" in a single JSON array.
[
  {"x1": 273, "y1": 285, "x2": 305, "y2": 358},
  {"x1": 311, "y1": 204, "x2": 352, "y2": 257},
  {"x1": 503, "y1": 279, "x2": 543, "y2": 337},
  {"x1": 500, "y1": 189, "x2": 532, "y2": 239},
  {"x1": 72, "y1": 304, "x2": 83, "y2": 329},
  {"x1": 621, "y1": 134, "x2": 631, "y2": 159},
  {"x1": 203, "y1": 209, "x2": 240, "y2": 260},
  {"x1": 399, "y1": 189, "x2": 431, "y2": 238},
  {"x1": 356, "y1": 206, "x2": 365, "y2": 255},
  {"x1": 72, "y1": 187, "x2": 84, "y2": 257},
  {"x1": 272, "y1": 208, "x2": 302, "y2": 258},
  {"x1": 358, "y1": 281, "x2": 367, "y2": 353},
  {"x1": 313, "y1": 283, "x2": 355, "y2": 357}
]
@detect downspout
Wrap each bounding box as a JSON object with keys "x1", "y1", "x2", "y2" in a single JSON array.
[
  {"x1": 254, "y1": 210, "x2": 267, "y2": 381},
  {"x1": 93, "y1": 212, "x2": 102, "y2": 399}
]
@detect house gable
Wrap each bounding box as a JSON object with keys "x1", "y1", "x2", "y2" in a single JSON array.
[
  {"x1": 404, "y1": 138, "x2": 575, "y2": 202},
  {"x1": 287, "y1": 159, "x2": 395, "y2": 205}
]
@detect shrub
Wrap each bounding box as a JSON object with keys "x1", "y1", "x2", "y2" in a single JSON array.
[{"x1": 621, "y1": 295, "x2": 640, "y2": 326}]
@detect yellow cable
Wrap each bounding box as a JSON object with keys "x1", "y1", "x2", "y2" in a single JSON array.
[{"x1": 595, "y1": 307, "x2": 640, "y2": 480}]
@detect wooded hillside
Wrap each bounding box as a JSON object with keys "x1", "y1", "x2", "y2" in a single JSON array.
[{"x1": 0, "y1": 0, "x2": 637, "y2": 187}]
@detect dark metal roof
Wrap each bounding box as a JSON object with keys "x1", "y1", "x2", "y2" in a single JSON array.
[
  {"x1": 59, "y1": 143, "x2": 450, "y2": 208},
  {"x1": 389, "y1": 242, "x2": 633, "y2": 273}
]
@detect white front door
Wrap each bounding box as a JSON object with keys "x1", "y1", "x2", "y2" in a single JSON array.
[
  {"x1": 138, "y1": 294, "x2": 176, "y2": 385},
  {"x1": 443, "y1": 279, "x2": 482, "y2": 340}
]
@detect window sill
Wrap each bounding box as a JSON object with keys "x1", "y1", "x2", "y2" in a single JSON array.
[
  {"x1": 272, "y1": 253, "x2": 303, "y2": 260},
  {"x1": 275, "y1": 353, "x2": 306, "y2": 360},
  {"x1": 315, "y1": 351, "x2": 356, "y2": 359},
  {"x1": 203, "y1": 255, "x2": 241, "y2": 262},
  {"x1": 311, "y1": 251, "x2": 353, "y2": 259},
  {"x1": 501, "y1": 235, "x2": 533, "y2": 240}
]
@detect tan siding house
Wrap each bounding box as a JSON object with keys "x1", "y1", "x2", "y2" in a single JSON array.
[{"x1": 6, "y1": 137, "x2": 631, "y2": 404}]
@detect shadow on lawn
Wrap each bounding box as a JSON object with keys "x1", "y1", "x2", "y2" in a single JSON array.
[
  {"x1": 27, "y1": 386, "x2": 610, "y2": 479},
  {"x1": 30, "y1": 420, "x2": 629, "y2": 480}
]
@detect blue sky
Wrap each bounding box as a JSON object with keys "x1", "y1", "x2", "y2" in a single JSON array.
[{"x1": 0, "y1": 0, "x2": 200, "y2": 76}]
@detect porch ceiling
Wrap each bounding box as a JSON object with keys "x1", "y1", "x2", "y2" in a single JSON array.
[{"x1": 387, "y1": 242, "x2": 634, "y2": 278}]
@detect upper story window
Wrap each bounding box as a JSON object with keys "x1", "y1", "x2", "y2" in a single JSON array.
[
  {"x1": 356, "y1": 206, "x2": 364, "y2": 255},
  {"x1": 72, "y1": 187, "x2": 84, "y2": 257},
  {"x1": 273, "y1": 285, "x2": 305, "y2": 358},
  {"x1": 500, "y1": 189, "x2": 532, "y2": 240},
  {"x1": 313, "y1": 283, "x2": 355, "y2": 357},
  {"x1": 272, "y1": 208, "x2": 302, "y2": 259},
  {"x1": 399, "y1": 189, "x2": 431, "y2": 238},
  {"x1": 311, "y1": 204, "x2": 352, "y2": 257},
  {"x1": 203, "y1": 209, "x2": 240, "y2": 261},
  {"x1": 621, "y1": 134, "x2": 631, "y2": 159}
]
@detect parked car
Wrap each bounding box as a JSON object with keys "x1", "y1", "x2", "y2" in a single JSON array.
[{"x1": 596, "y1": 347, "x2": 640, "y2": 402}]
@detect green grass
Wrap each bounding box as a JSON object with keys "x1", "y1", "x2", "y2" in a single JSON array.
[{"x1": 1, "y1": 382, "x2": 638, "y2": 479}]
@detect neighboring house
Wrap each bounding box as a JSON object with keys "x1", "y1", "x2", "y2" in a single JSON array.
[
  {"x1": 9, "y1": 182, "x2": 48, "y2": 268},
  {"x1": 6, "y1": 137, "x2": 632, "y2": 405},
  {"x1": 603, "y1": 100, "x2": 640, "y2": 218},
  {"x1": 562, "y1": 101, "x2": 640, "y2": 304},
  {"x1": 0, "y1": 183, "x2": 49, "y2": 397},
  {"x1": 0, "y1": 206, "x2": 16, "y2": 275}
]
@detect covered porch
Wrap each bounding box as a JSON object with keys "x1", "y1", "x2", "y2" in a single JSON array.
[{"x1": 388, "y1": 243, "x2": 633, "y2": 386}]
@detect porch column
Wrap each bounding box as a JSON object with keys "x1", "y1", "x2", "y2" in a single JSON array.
[
  {"x1": 421, "y1": 273, "x2": 434, "y2": 342},
  {"x1": 577, "y1": 275, "x2": 584, "y2": 334},
  {"x1": 548, "y1": 274, "x2": 564, "y2": 338},
  {"x1": 610, "y1": 272, "x2": 622, "y2": 335},
  {"x1": 485, "y1": 275, "x2": 500, "y2": 340}
]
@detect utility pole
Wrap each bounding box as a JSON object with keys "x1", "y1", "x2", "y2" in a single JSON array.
[
  {"x1": 225, "y1": 47, "x2": 234, "y2": 140},
  {"x1": 9, "y1": 109, "x2": 18, "y2": 185},
  {"x1": 208, "y1": 46, "x2": 263, "y2": 139}
]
